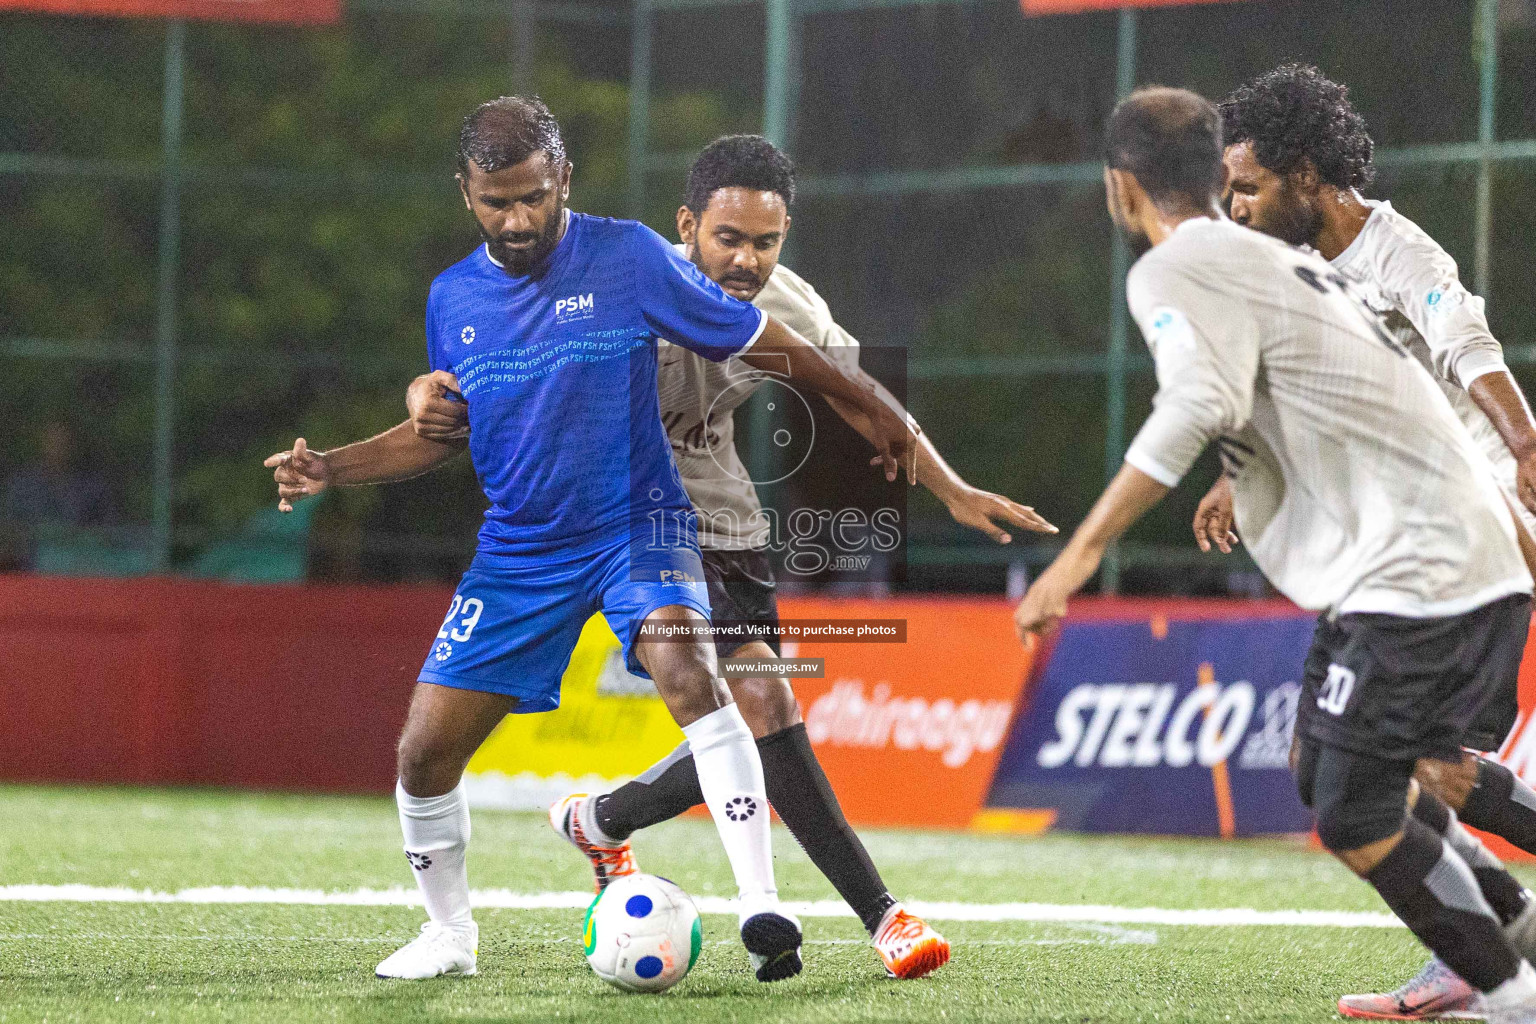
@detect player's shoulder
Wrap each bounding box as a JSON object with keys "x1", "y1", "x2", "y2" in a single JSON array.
[
  {"x1": 1138, "y1": 218, "x2": 1299, "y2": 280},
  {"x1": 1128, "y1": 219, "x2": 1236, "y2": 294},
  {"x1": 574, "y1": 211, "x2": 665, "y2": 250},
  {"x1": 754, "y1": 263, "x2": 827, "y2": 315},
  {"x1": 1351, "y1": 200, "x2": 1458, "y2": 279},
  {"x1": 1360, "y1": 200, "x2": 1439, "y2": 250},
  {"x1": 431, "y1": 245, "x2": 495, "y2": 294}
]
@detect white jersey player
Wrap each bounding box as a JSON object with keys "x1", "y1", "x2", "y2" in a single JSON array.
[
  {"x1": 1015, "y1": 86, "x2": 1536, "y2": 1024},
  {"x1": 566, "y1": 136, "x2": 1054, "y2": 982},
  {"x1": 1215, "y1": 64, "x2": 1536, "y2": 1019},
  {"x1": 656, "y1": 250, "x2": 861, "y2": 551}
]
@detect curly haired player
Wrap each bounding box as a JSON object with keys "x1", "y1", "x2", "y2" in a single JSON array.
[
  {"x1": 1205, "y1": 64, "x2": 1536, "y2": 1018},
  {"x1": 1017, "y1": 85, "x2": 1536, "y2": 1024}
]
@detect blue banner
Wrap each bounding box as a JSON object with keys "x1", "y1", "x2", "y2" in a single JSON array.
[{"x1": 988, "y1": 613, "x2": 1316, "y2": 836}]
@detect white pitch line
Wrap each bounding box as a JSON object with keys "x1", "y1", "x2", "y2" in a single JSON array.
[
  {"x1": 0, "y1": 885, "x2": 1399, "y2": 929},
  {"x1": 0, "y1": 931, "x2": 1155, "y2": 948}
]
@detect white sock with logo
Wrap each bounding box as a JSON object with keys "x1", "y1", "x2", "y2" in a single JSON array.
[
  {"x1": 682, "y1": 704, "x2": 778, "y2": 921},
  {"x1": 397, "y1": 780, "x2": 474, "y2": 931}
]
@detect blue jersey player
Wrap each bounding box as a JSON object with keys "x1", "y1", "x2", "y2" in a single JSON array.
[{"x1": 264, "y1": 97, "x2": 914, "y2": 983}]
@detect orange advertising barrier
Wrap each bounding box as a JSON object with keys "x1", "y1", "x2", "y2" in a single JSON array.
[
  {"x1": 0, "y1": 0, "x2": 340, "y2": 24},
  {"x1": 1472, "y1": 633, "x2": 1536, "y2": 862},
  {"x1": 780, "y1": 595, "x2": 1034, "y2": 830}
]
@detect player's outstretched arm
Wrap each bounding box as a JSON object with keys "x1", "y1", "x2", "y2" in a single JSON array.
[
  {"x1": 1469, "y1": 371, "x2": 1536, "y2": 516},
  {"x1": 820, "y1": 382, "x2": 1055, "y2": 542},
  {"x1": 1013, "y1": 464, "x2": 1170, "y2": 643},
  {"x1": 262, "y1": 422, "x2": 466, "y2": 513},
  {"x1": 739, "y1": 316, "x2": 915, "y2": 483},
  {"x1": 1192, "y1": 475, "x2": 1238, "y2": 554}
]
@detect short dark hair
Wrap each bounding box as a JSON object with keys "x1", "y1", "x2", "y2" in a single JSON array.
[
  {"x1": 683, "y1": 135, "x2": 796, "y2": 215},
  {"x1": 457, "y1": 96, "x2": 567, "y2": 177},
  {"x1": 1220, "y1": 64, "x2": 1375, "y2": 190},
  {"x1": 1104, "y1": 87, "x2": 1224, "y2": 209}
]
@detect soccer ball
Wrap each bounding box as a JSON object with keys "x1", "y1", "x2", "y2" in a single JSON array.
[{"x1": 582, "y1": 873, "x2": 702, "y2": 993}]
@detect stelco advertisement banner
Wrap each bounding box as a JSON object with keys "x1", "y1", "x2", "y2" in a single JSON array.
[{"x1": 986, "y1": 601, "x2": 1315, "y2": 838}]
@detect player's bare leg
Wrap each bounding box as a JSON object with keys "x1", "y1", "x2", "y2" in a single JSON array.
[
  {"x1": 630, "y1": 607, "x2": 802, "y2": 982},
  {"x1": 559, "y1": 639, "x2": 949, "y2": 979},
  {"x1": 377, "y1": 683, "x2": 517, "y2": 980}
]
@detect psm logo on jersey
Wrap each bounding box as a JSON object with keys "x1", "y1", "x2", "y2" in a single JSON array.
[
  {"x1": 555, "y1": 293, "x2": 596, "y2": 323},
  {"x1": 461, "y1": 325, "x2": 476, "y2": 345}
]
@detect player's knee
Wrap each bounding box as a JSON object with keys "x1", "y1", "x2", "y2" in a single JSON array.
[
  {"x1": 650, "y1": 646, "x2": 728, "y2": 722},
  {"x1": 1315, "y1": 797, "x2": 1405, "y2": 855},
  {"x1": 1311, "y1": 748, "x2": 1411, "y2": 856},
  {"x1": 396, "y1": 730, "x2": 466, "y2": 795},
  {"x1": 730, "y1": 675, "x2": 801, "y2": 737}
]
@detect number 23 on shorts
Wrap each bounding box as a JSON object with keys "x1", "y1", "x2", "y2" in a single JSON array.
[{"x1": 438, "y1": 594, "x2": 485, "y2": 643}]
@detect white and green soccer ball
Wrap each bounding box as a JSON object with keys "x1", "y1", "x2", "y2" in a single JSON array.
[{"x1": 582, "y1": 873, "x2": 702, "y2": 993}]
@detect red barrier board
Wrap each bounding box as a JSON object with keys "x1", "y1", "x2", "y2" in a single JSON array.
[
  {"x1": 0, "y1": 575, "x2": 435, "y2": 790},
  {"x1": 0, "y1": 0, "x2": 340, "y2": 25}
]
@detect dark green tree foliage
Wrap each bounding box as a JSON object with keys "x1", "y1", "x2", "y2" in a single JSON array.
[{"x1": 0, "y1": 10, "x2": 734, "y2": 578}]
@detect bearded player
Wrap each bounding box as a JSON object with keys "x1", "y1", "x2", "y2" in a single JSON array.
[
  {"x1": 1017, "y1": 85, "x2": 1536, "y2": 1024},
  {"x1": 408, "y1": 134, "x2": 1056, "y2": 980},
  {"x1": 267, "y1": 97, "x2": 919, "y2": 984},
  {"x1": 1199, "y1": 64, "x2": 1536, "y2": 1018}
]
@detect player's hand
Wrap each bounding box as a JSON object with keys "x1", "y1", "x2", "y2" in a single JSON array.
[
  {"x1": 1192, "y1": 476, "x2": 1238, "y2": 554},
  {"x1": 263, "y1": 438, "x2": 331, "y2": 513},
  {"x1": 945, "y1": 486, "x2": 1057, "y2": 543},
  {"x1": 1515, "y1": 451, "x2": 1536, "y2": 518},
  {"x1": 1013, "y1": 565, "x2": 1075, "y2": 643},
  {"x1": 407, "y1": 370, "x2": 469, "y2": 441},
  {"x1": 862, "y1": 397, "x2": 918, "y2": 485}
]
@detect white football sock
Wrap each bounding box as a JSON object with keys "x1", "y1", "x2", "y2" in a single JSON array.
[
  {"x1": 397, "y1": 780, "x2": 473, "y2": 931},
  {"x1": 682, "y1": 704, "x2": 778, "y2": 918}
]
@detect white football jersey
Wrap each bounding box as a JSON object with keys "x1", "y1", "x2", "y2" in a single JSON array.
[
  {"x1": 1329, "y1": 199, "x2": 1531, "y2": 531},
  {"x1": 1124, "y1": 217, "x2": 1530, "y2": 618},
  {"x1": 657, "y1": 250, "x2": 859, "y2": 550}
]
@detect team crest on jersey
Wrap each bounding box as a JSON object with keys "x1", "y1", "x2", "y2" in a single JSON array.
[{"x1": 461, "y1": 326, "x2": 476, "y2": 345}]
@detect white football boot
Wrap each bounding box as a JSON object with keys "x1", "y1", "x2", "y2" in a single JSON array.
[{"x1": 375, "y1": 921, "x2": 478, "y2": 980}]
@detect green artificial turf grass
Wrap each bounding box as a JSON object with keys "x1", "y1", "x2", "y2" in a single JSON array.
[{"x1": 3, "y1": 783, "x2": 1522, "y2": 1023}]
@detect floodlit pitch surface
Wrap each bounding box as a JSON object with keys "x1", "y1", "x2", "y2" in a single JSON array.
[{"x1": 3, "y1": 785, "x2": 1517, "y2": 1023}]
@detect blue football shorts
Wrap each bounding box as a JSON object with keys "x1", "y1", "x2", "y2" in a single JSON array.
[{"x1": 416, "y1": 534, "x2": 711, "y2": 712}]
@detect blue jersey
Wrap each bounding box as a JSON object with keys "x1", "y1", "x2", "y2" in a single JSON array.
[{"x1": 425, "y1": 212, "x2": 766, "y2": 561}]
